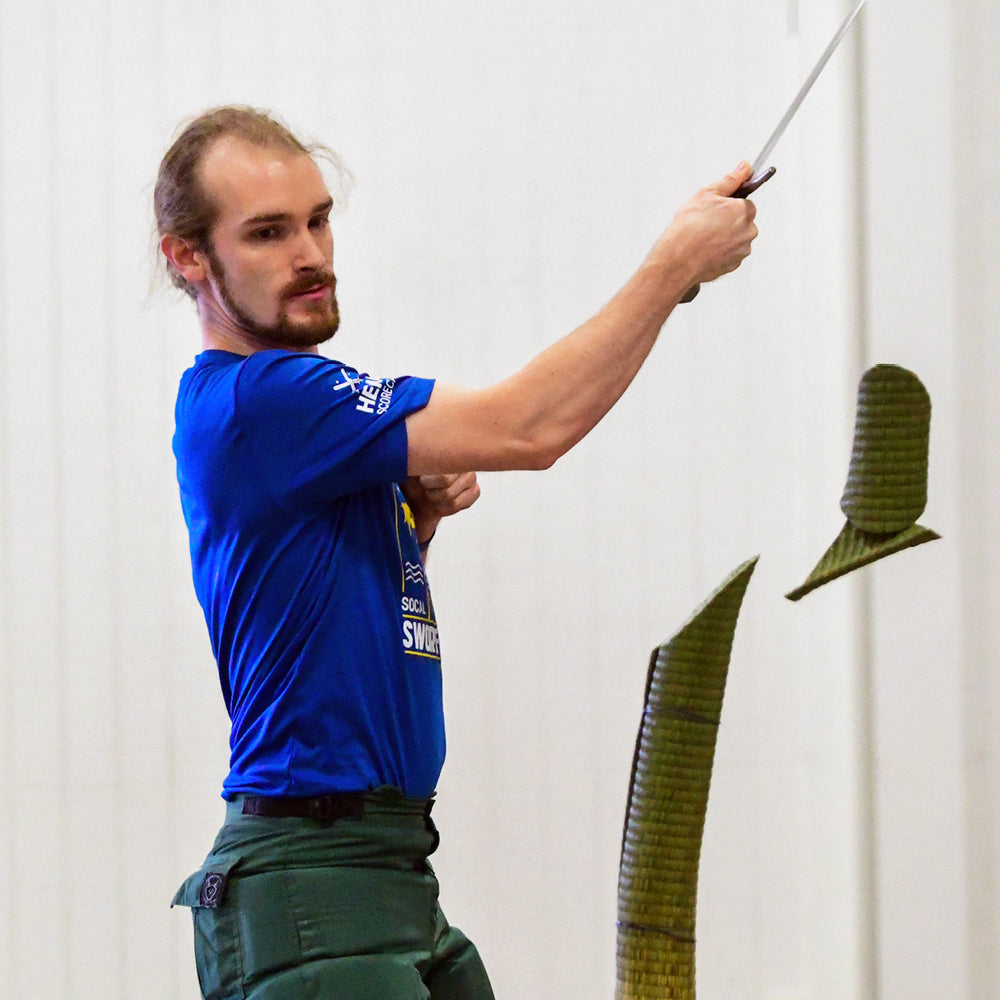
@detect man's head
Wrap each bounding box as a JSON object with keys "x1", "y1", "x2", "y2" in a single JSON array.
[{"x1": 156, "y1": 106, "x2": 349, "y2": 352}]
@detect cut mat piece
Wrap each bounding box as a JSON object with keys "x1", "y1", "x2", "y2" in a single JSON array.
[
  {"x1": 839, "y1": 364, "x2": 931, "y2": 533},
  {"x1": 785, "y1": 520, "x2": 939, "y2": 601},
  {"x1": 616, "y1": 556, "x2": 758, "y2": 1000},
  {"x1": 789, "y1": 363, "x2": 938, "y2": 601}
]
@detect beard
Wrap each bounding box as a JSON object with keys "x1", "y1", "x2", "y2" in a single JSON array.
[{"x1": 205, "y1": 243, "x2": 340, "y2": 350}]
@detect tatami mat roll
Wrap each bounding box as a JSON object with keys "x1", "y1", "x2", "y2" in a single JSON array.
[{"x1": 616, "y1": 557, "x2": 758, "y2": 1000}]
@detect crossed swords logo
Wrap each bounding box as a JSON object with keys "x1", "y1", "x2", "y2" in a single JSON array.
[{"x1": 333, "y1": 369, "x2": 362, "y2": 393}]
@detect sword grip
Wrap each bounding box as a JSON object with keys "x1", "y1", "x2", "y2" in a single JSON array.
[
  {"x1": 680, "y1": 166, "x2": 776, "y2": 303},
  {"x1": 733, "y1": 165, "x2": 776, "y2": 199}
]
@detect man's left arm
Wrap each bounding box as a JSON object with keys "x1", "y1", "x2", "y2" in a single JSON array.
[{"x1": 402, "y1": 472, "x2": 481, "y2": 559}]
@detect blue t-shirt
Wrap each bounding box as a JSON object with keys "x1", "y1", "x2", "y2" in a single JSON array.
[{"x1": 173, "y1": 349, "x2": 442, "y2": 799}]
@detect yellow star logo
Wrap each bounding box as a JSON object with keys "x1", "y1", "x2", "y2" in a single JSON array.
[{"x1": 402, "y1": 501, "x2": 416, "y2": 532}]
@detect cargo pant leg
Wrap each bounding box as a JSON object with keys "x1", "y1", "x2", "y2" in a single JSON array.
[{"x1": 423, "y1": 910, "x2": 495, "y2": 1000}]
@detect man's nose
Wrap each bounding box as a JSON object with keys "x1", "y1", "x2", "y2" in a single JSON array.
[{"x1": 293, "y1": 228, "x2": 328, "y2": 270}]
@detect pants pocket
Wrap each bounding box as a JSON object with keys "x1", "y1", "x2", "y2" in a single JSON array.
[
  {"x1": 173, "y1": 862, "x2": 441, "y2": 998},
  {"x1": 172, "y1": 858, "x2": 246, "y2": 1000},
  {"x1": 231, "y1": 871, "x2": 305, "y2": 988}
]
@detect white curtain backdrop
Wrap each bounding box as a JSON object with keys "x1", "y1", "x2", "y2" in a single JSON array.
[{"x1": 0, "y1": 2, "x2": 997, "y2": 998}]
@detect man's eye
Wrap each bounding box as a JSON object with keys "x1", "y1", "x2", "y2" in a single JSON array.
[
  {"x1": 252, "y1": 227, "x2": 280, "y2": 241},
  {"x1": 309, "y1": 216, "x2": 330, "y2": 231}
]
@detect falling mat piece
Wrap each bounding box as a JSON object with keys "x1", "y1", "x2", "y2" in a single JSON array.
[
  {"x1": 786, "y1": 364, "x2": 939, "y2": 602},
  {"x1": 616, "y1": 556, "x2": 758, "y2": 1000}
]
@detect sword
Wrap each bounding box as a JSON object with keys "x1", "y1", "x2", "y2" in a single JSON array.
[{"x1": 682, "y1": 0, "x2": 868, "y2": 302}]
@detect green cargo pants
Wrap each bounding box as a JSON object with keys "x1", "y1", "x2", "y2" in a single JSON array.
[{"x1": 172, "y1": 786, "x2": 495, "y2": 1000}]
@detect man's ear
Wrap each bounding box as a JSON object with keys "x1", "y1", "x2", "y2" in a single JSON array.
[{"x1": 161, "y1": 234, "x2": 209, "y2": 287}]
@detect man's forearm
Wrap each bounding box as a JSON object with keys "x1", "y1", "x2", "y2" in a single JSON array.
[
  {"x1": 405, "y1": 163, "x2": 758, "y2": 476},
  {"x1": 494, "y1": 250, "x2": 695, "y2": 466}
]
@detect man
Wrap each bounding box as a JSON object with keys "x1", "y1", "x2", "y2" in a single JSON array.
[{"x1": 159, "y1": 105, "x2": 758, "y2": 1000}]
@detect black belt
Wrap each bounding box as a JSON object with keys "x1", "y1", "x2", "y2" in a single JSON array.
[{"x1": 241, "y1": 792, "x2": 367, "y2": 820}]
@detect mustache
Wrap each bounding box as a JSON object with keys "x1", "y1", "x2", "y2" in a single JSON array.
[{"x1": 281, "y1": 271, "x2": 336, "y2": 300}]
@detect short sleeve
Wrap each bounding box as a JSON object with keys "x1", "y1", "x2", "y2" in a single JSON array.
[{"x1": 233, "y1": 351, "x2": 433, "y2": 508}]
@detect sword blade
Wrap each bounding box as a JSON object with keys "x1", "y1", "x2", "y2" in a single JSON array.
[
  {"x1": 751, "y1": 0, "x2": 867, "y2": 176},
  {"x1": 681, "y1": 0, "x2": 868, "y2": 302}
]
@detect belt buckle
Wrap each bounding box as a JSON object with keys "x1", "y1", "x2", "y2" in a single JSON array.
[{"x1": 307, "y1": 796, "x2": 338, "y2": 820}]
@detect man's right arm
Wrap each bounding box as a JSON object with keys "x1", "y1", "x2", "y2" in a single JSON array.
[{"x1": 405, "y1": 163, "x2": 759, "y2": 476}]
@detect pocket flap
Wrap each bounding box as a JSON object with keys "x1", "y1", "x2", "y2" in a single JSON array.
[{"x1": 171, "y1": 856, "x2": 243, "y2": 909}]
